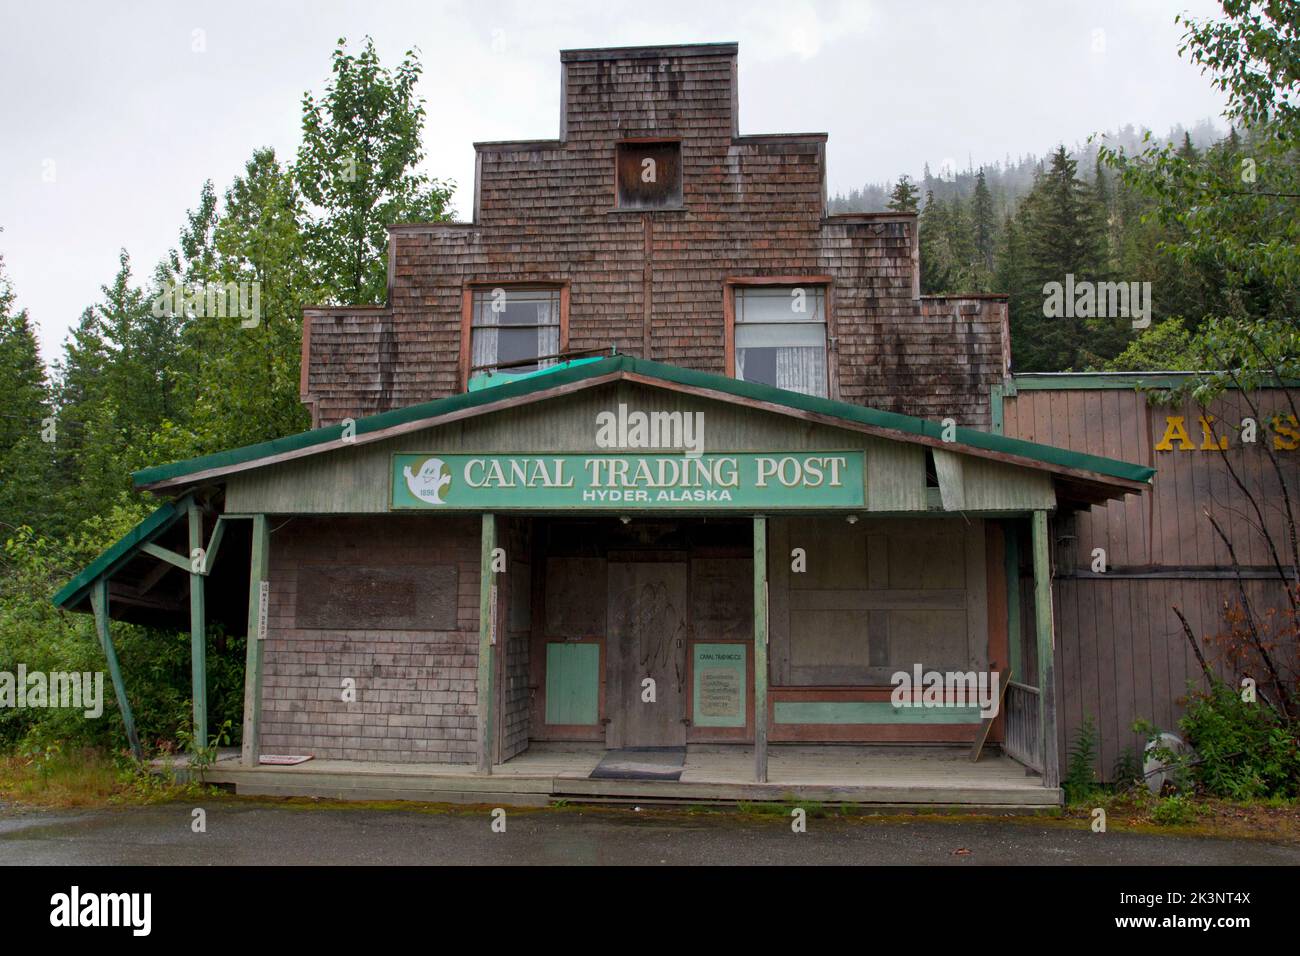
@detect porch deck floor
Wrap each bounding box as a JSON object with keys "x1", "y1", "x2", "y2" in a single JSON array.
[{"x1": 193, "y1": 744, "x2": 1057, "y2": 807}]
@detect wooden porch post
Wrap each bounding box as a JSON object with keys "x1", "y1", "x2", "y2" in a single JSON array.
[
  {"x1": 1031, "y1": 510, "x2": 1059, "y2": 789},
  {"x1": 241, "y1": 515, "x2": 270, "y2": 767},
  {"x1": 90, "y1": 578, "x2": 143, "y2": 760},
  {"x1": 477, "y1": 513, "x2": 498, "y2": 774},
  {"x1": 1004, "y1": 520, "x2": 1022, "y2": 679},
  {"x1": 187, "y1": 499, "x2": 207, "y2": 752},
  {"x1": 753, "y1": 515, "x2": 769, "y2": 783}
]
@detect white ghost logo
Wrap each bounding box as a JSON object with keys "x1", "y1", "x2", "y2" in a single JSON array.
[{"x1": 404, "y1": 457, "x2": 452, "y2": 505}]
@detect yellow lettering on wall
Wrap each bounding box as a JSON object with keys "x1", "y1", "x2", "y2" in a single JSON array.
[
  {"x1": 1199, "y1": 416, "x2": 1229, "y2": 451},
  {"x1": 1155, "y1": 416, "x2": 1194, "y2": 451},
  {"x1": 1273, "y1": 414, "x2": 1300, "y2": 451}
]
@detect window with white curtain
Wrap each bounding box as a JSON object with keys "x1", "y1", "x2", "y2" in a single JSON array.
[
  {"x1": 733, "y1": 285, "x2": 828, "y2": 398},
  {"x1": 470, "y1": 287, "x2": 562, "y2": 379}
]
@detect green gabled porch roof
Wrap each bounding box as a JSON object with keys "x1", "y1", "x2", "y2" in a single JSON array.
[
  {"x1": 58, "y1": 356, "x2": 1155, "y2": 614},
  {"x1": 132, "y1": 354, "x2": 1155, "y2": 493},
  {"x1": 51, "y1": 499, "x2": 184, "y2": 611}
]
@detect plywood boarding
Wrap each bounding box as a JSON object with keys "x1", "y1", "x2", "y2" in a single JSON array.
[
  {"x1": 543, "y1": 557, "x2": 607, "y2": 638},
  {"x1": 690, "y1": 557, "x2": 752, "y2": 640},
  {"x1": 295, "y1": 565, "x2": 458, "y2": 630},
  {"x1": 767, "y1": 516, "x2": 990, "y2": 738}
]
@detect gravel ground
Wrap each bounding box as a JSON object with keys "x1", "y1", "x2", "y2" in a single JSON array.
[{"x1": 2, "y1": 801, "x2": 1297, "y2": 865}]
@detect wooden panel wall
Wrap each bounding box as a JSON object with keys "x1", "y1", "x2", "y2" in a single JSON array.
[
  {"x1": 1052, "y1": 577, "x2": 1289, "y2": 780},
  {"x1": 1003, "y1": 386, "x2": 1300, "y2": 779},
  {"x1": 766, "y1": 515, "x2": 991, "y2": 743},
  {"x1": 1004, "y1": 388, "x2": 1300, "y2": 568},
  {"x1": 229, "y1": 381, "x2": 1057, "y2": 516}
]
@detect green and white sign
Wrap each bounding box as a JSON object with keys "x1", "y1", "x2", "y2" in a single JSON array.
[
  {"x1": 693, "y1": 643, "x2": 747, "y2": 727},
  {"x1": 391, "y1": 451, "x2": 865, "y2": 510}
]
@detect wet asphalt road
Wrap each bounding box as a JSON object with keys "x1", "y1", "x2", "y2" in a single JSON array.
[{"x1": 1, "y1": 801, "x2": 1297, "y2": 865}]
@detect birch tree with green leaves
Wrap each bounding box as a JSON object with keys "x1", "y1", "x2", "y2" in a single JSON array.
[{"x1": 296, "y1": 36, "x2": 454, "y2": 305}]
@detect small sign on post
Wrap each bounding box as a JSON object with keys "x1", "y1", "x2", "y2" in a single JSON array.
[{"x1": 257, "y1": 581, "x2": 270, "y2": 641}]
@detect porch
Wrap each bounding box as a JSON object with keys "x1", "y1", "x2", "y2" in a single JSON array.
[
  {"x1": 193, "y1": 743, "x2": 1058, "y2": 808},
  {"x1": 55, "y1": 357, "x2": 1156, "y2": 807}
]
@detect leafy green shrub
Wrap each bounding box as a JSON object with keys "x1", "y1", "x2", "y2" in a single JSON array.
[
  {"x1": 1151, "y1": 794, "x2": 1196, "y2": 826},
  {"x1": 0, "y1": 523, "x2": 245, "y2": 758},
  {"x1": 1112, "y1": 748, "x2": 1143, "y2": 790},
  {"x1": 1179, "y1": 682, "x2": 1300, "y2": 799},
  {"x1": 1063, "y1": 715, "x2": 1101, "y2": 804}
]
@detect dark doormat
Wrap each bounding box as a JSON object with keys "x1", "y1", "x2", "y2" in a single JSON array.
[{"x1": 589, "y1": 747, "x2": 687, "y2": 781}]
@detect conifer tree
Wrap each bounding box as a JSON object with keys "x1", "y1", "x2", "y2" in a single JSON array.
[
  {"x1": 971, "y1": 169, "x2": 996, "y2": 275},
  {"x1": 0, "y1": 253, "x2": 55, "y2": 535},
  {"x1": 918, "y1": 190, "x2": 955, "y2": 294},
  {"x1": 1012, "y1": 146, "x2": 1111, "y2": 370},
  {"x1": 886, "y1": 176, "x2": 920, "y2": 213}
]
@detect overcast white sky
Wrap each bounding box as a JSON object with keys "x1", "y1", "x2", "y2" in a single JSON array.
[{"x1": 1, "y1": 0, "x2": 1229, "y2": 366}]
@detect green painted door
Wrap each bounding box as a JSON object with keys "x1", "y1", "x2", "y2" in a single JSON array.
[{"x1": 544, "y1": 643, "x2": 601, "y2": 726}]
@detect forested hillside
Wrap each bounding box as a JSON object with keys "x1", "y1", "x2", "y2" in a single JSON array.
[{"x1": 830, "y1": 118, "x2": 1295, "y2": 373}]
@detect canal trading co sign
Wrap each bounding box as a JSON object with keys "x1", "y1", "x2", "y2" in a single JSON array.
[{"x1": 391, "y1": 451, "x2": 865, "y2": 510}]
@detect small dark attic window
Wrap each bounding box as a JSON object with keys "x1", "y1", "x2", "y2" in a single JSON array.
[{"x1": 616, "y1": 140, "x2": 682, "y2": 209}]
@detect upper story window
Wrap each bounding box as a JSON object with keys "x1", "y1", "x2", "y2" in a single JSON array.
[
  {"x1": 730, "y1": 283, "x2": 828, "y2": 398},
  {"x1": 616, "y1": 140, "x2": 683, "y2": 209},
  {"x1": 464, "y1": 285, "x2": 565, "y2": 387}
]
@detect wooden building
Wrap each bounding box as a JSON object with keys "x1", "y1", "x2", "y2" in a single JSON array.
[
  {"x1": 53, "y1": 43, "x2": 1194, "y2": 807},
  {"x1": 998, "y1": 375, "x2": 1299, "y2": 781}
]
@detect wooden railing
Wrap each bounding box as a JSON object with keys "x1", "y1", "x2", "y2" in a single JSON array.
[{"x1": 1004, "y1": 681, "x2": 1041, "y2": 772}]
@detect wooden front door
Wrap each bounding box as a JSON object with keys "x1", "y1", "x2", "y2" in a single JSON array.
[{"x1": 605, "y1": 561, "x2": 689, "y2": 748}]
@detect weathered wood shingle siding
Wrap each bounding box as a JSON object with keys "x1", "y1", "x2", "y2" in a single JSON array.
[
  {"x1": 258, "y1": 515, "x2": 482, "y2": 763},
  {"x1": 499, "y1": 516, "x2": 532, "y2": 761},
  {"x1": 301, "y1": 45, "x2": 1007, "y2": 432}
]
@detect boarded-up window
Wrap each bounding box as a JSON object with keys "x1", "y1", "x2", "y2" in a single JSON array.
[
  {"x1": 775, "y1": 517, "x2": 986, "y2": 685},
  {"x1": 616, "y1": 141, "x2": 682, "y2": 209},
  {"x1": 544, "y1": 557, "x2": 607, "y2": 638},
  {"x1": 296, "y1": 565, "x2": 458, "y2": 630},
  {"x1": 691, "y1": 558, "x2": 753, "y2": 640}
]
